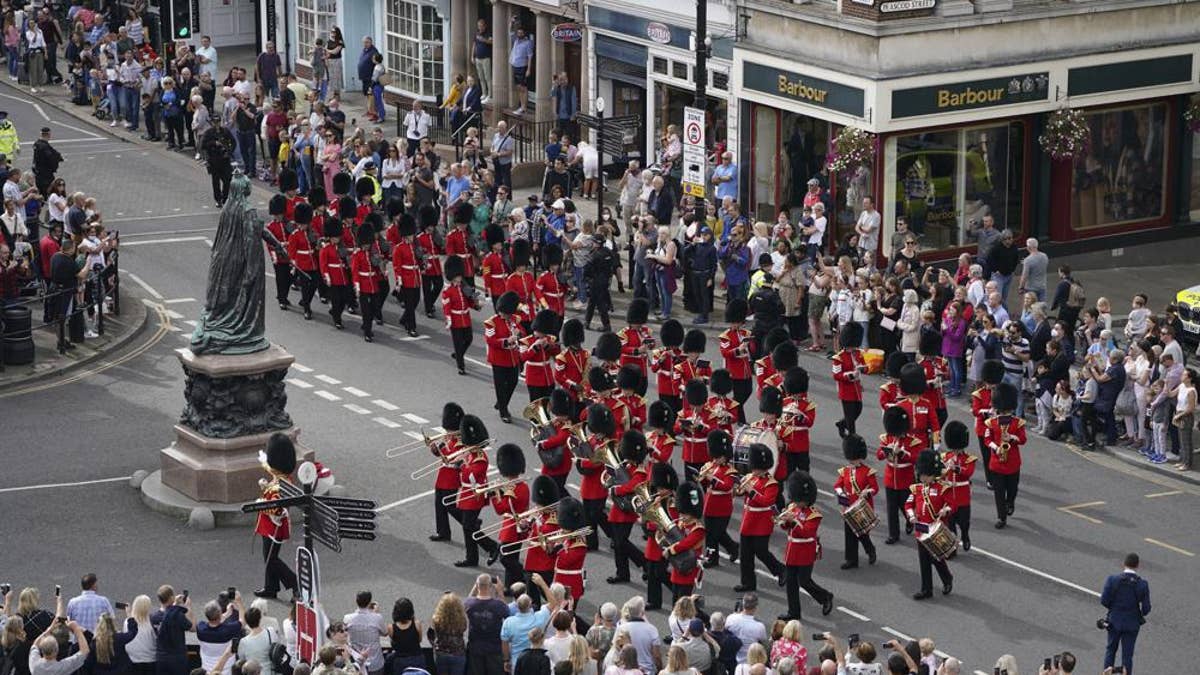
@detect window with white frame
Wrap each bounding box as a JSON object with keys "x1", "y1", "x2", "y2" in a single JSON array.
[
  {"x1": 384, "y1": 0, "x2": 444, "y2": 98},
  {"x1": 296, "y1": 0, "x2": 337, "y2": 65}
]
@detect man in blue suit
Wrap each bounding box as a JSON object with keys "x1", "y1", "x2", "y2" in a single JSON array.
[{"x1": 1100, "y1": 553, "x2": 1151, "y2": 674}]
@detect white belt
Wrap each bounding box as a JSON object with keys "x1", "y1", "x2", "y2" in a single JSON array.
[
  {"x1": 489, "y1": 273, "x2": 505, "y2": 279},
  {"x1": 684, "y1": 436, "x2": 706, "y2": 444},
  {"x1": 327, "y1": 263, "x2": 344, "y2": 268},
  {"x1": 297, "y1": 249, "x2": 312, "y2": 255},
  {"x1": 451, "y1": 309, "x2": 470, "y2": 315},
  {"x1": 356, "y1": 271, "x2": 373, "y2": 277},
  {"x1": 787, "y1": 537, "x2": 815, "y2": 544},
  {"x1": 950, "y1": 481, "x2": 970, "y2": 487},
  {"x1": 554, "y1": 568, "x2": 583, "y2": 577},
  {"x1": 890, "y1": 463, "x2": 912, "y2": 469},
  {"x1": 543, "y1": 291, "x2": 562, "y2": 297},
  {"x1": 400, "y1": 264, "x2": 418, "y2": 270},
  {"x1": 709, "y1": 490, "x2": 730, "y2": 496},
  {"x1": 746, "y1": 505, "x2": 773, "y2": 513},
  {"x1": 526, "y1": 360, "x2": 548, "y2": 367}
]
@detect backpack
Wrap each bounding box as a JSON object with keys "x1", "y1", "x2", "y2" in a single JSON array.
[
  {"x1": 1066, "y1": 279, "x2": 1086, "y2": 309},
  {"x1": 266, "y1": 627, "x2": 292, "y2": 675}
]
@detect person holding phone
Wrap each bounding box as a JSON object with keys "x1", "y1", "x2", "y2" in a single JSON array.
[
  {"x1": 1100, "y1": 553, "x2": 1151, "y2": 675},
  {"x1": 150, "y1": 586, "x2": 193, "y2": 675}
]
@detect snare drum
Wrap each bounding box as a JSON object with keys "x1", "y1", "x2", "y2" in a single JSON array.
[
  {"x1": 917, "y1": 521, "x2": 959, "y2": 561},
  {"x1": 842, "y1": 497, "x2": 878, "y2": 536},
  {"x1": 731, "y1": 425, "x2": 778, "y2": 474}
]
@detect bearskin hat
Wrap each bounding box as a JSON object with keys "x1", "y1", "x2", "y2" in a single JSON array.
[
  {"x1": 749, "y1": 442, "x2": 774, "y2": 471},
  {"x1": 338, "y1": 195, "x2": 358, "y2": 220},
  {"x1": 763, "y1": 328, "x2": 790, "y2": 357},
  {"x1": 943, "y1": 420, "x2": 970, "y2": 451},
  {"x1": 783, "y1": 367, "x2": 809, "y2": 395},
  {"x1": 620, "y1": 430, "x2": 648, "y2": 464},
  {"x1": 533, "y1": 309, "x2": 559, "y2": 337},
  {"x1": 549, "y1": 388, "x2": 573, "y2": 417},
  {"x1": 557, "y1": 497, "x2": 586, "y2": 531},
  {"x1": 787, "y1": 470, "x2": 818, "y2": 506},
  {"x1": 542, "y1": 244, "x2": 563, "y2": 268},
  {"x1": 279, "y1": 167, "x2": 298, "y2": 192},
  {"x1": 397, "y1": 213, "x2": 417, "y2": 238},
  {"x1": 885, "y1": 352, "x2": 908, "y2": 380},
  {"x1": 648, "y1": 400, "x2": 675, "y2": 431},
  {"x1": 899, "y1": 362, "x2": 927, "y2": 396},
  {"x1": 707, "y1": 429, "x2": 732, "y2": 459},
  {"x1": 363, "y1": 211, "x2": 384, "y2": 234},
  {"x1": 561, "y1": 318, "x2": 584, "y2": 347},
  {"x1": 595, "y1": 332, "x2": 622, "y2": 362},
  {"x1": 724, "y1": 297, "x2": 748, "y2": 324},
  {"x1": 839, "y1": 322, "x2": 863, "y2": 350},
  {"x1": 661, "y1": 319, "x2": 684, "y2": 348},
  {"x1": 485, "y1": 224, "x2": 505, "y2": 248},
  {"x1": 268, "y1": 194, "x2": 287, "y2": 216},
  {"x1": 532, "y1": 475, "x2": 560, "y2": 506},
  {"x1": 586, "y1": 402, "x2": 616, "y2": 437},
  {"x1": 710, "y1": 369, "x2": 733, "y2": 396},
  {"x1": 759, "y1": 386, "x2": 783, "y2": 416},
  {"x1": 323, "y1": 219, "x2": 343, "y2": 239},
  {"x1": 992, "y1": 382, "x2": 1018, "y2": 413},
  {"x1": 915, "y1": 449, "x2": 942, "y2": 477},
  {"x1": 683, "y1": 329, "x2": 707, "y2": 354},
  {"x1": 332, "y1": 171, "x2": 353, "y2": 196},
  {"x1": 443, "y1": 254, "x2": 465, "y2": 281},
  {"x1": 617, "y1": 364, "x2": 642, "y2": 391},
  {"x1": 419, "y1": 204, "x2": 439, "y2": 230},
  {"x1": 883, "y1": 405, "x2": 911, "y2": 436},
  {"x1": 587, "y1": 366, "x2": 613, "y2": 394},
  {"x1": 650, "y1": 463, "x2": 679, "y2": 493},
  {"x1": 441, "y1": 402, "x2": 465, "y2": 431},
  {"x1": 843, "y1": 434, "x2": 868, "y2": 461},
  {"x1": 264, "y1": 432, "x2": 297, "y2": 475},
  {"x1": 460, "y1": 414, "x2": 489, "y2": 447},
  {"x1": 386, "y1": 196, "x2": 405, "y2": 220},
  {"x1": 293, "y1": 201, "x2": 313, "y2": 226},
  {"x1": 496, "y1": 291, "x2": 520, "y2": 316},
  {"x1": 308, "y1": 187, "x2": 328, "y2": 209},
  {"x1": 355, "y1": 176, "x2": 375, "y2": 200},
  {"x1": 496, "y1": 443, "x2": 526, "y2": 477},
  {"x1": 453, "y1": 202, "x2": 475, "y2": 225},
  {"x1": 685, "y1": 379, "x2": 708, "y2": 407},
  {"x1": 772, "y1": 342, "x2": 799, "y2": 373},
  {"x1": 675, "y1": 481, "x2": 704, "y2": 518},
  {"x1": 626, "y1": 298, "x2": 650, "y2": 325},
  {"x1": 511, "y1": 239, "x2": 532, "y2": 269},
  {"x1": 981, "y1": 359, "x2": 1006, "y2": 386},
  {"x1": 355, "y1": 221, "x2": 375, "y2": 247}
]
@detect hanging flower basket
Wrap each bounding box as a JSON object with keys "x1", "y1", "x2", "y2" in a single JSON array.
[
  {"x1": 1184, "y1": 97, "x2": 1200, "y2": 134},
  {"x1": 1038, "y1": 108, "x2": 1090, "y2": 161},
  {"x1": 827, "y1": 126, "x2": 877, "y2": 173}
]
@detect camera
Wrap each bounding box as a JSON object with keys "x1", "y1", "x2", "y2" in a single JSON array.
[
  {"x1": 1096, "y1": 618, "x2": 1111, "y2": 630},
  {"x1": 115, "y1": 601, "x2": 128, "y2": 610}
]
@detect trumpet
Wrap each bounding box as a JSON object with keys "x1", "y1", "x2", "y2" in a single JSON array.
[
  {"x1": 387, "y1": 428, "x2": 457, "y2": 459},
  {"x1": 408, "y1": 440, "x2": 491, "y2": 480},
  {"x1": 499, "y1": 526, "x2": 594, "y2": 555},
  {"x1": 697, "y1": 459, "x2": 734, "y2": 483},
  {"x1": 441, "y1": 476, "x2": 524, "y2": 506},
  {"x1": 774, "y1": 502, "x2": 801, "y2": 525},
  {"x1": 473, "y1": 500, "x2": 561, "y2": 540},
  {"x1": 734, "y1": 472, "x2": 759, "y2": 495}
]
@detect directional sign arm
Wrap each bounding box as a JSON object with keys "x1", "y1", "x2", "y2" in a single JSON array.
[{"x1": 240, "y1": 495, "x2": 309, "y2": 513}]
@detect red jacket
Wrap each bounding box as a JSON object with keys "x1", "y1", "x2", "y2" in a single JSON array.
[
  {"x1": 834, "y1": 463, "x2": 879, "y2": 510},
  {"x1": 702, "y1": 396, "x2": 738, "y2": 437},
  {"x1": 608, "y1": 463, "x2": 647, "y2": 523},
  {"x1": 534, "y1": 270, "x2": 565, "y2": 316},
  {"x1": 265, "y1": 219, "x2": 290, "y2": 264},
  {"x1": 740, "y1": 474, "x2": 778, "y2": 536},
  {"x1": 286, "y1": 229, "x2": 319, "y2": 272},
  {"x1": 520, "y1": 335, "x2": 560, "y2": 386},
  {"x1": 537, "y1": 418, "x2": 575, "y2": 477},
  {"x1": 484, "y1": 314, "x2": 523, "y2": 367},
  {"x1": 719, "y1": 328, "x2": 753, "y2": 380},
  {"x1": 506, "y1": 271, "x2": 537, "y2": 325},
  {"x1": 434, "y1": 437, "x2": 463, "y2": 491},
  {"x1": 879, "y1": 381, "x2": 901, "y2": 411},
  {"x1": 701, "y1": 461, "x2": 736, "y2": 518},
  {"x1": 553, "y1": 538, "x2": 588, "y2": 601},
  {"x1": 984, "y1": 415, "x2": 1026, "y2": 475},
  {"x1": 456, "y1": 452, "x2": 490, "y2": 511},
  {"x1": 646, "y1": 430, "x2": 675, "y2": 465},
  {"x1": 441, "y1": 284, "x2": 475, "y2": 329},
  {"x1": 876, "y1": 434, "x2": 921, "y2": 490},
  {"x1": 490, "y1": 481, "x2": 531, "y2": 544},
  {"x1": 285, "y1": 195, "x2": 306, "y2": 222},
  {"x1": 920, "y1": 356, "x2": 949, "y2": 410},
  {"x1": 905, "y1": 481, "x2": 954, "y2": 534},
  {"x1": 667, "y1": 519, "x2": 706, "y2": 585},
  {"x1": 481, "y1": 251, "x2": 508, "y2": 297},
  {"x1": 350, "y1": 248, "x2": 380, "y2": 294},
  {"x1": 416, "y1": 231, "x2": 443, "y2": 277},
  {"x1": 644, "y1": 502, "x2": 679, "y2": 562},
  {"x1": 554, "y1": 347, "x2": 590, "y2": 400},
  {"x1": 754, "y1": 355, "x2": 775, "y2": 399},
  {"x1": 354, "y1": 203, "x2": 372, "y2": 226},
  {"x1": 319, "y1": 243, "x2": 350, "y2": 286},
  {"x1": 445, "y1": 227, "x2": 474, "y2": 277},
  {"x1": 831, "y1": 348, "x2": 865, "y2": 402},
  {"x1": 523, "y1": 514, "x2": 560, "y2": 572},
  {"x1": 576, "y1": 434, "x2": 610, "y2": 500},
  {"x1": 391, "y1": 240, "x2": 421, "y2": 289},
  {"x1": 650, "y1": 348, "x2": 682, "y2": 399},
  {"x1": 896, "y1": 394, "x2": 941, "y2": 450},
  {"x1": 617, "y1": 392, "x2": 647, "y2": 431},
  {"x1": 971, "y1": 386, "x2": 994, "y2": 437},
  {"x1": 618, "y1": 325, "x2": 654, "y2": 377},
  {"x1": 781, "y1": 505, "x2": 822, "y2": 566},
  {"x1": 674, "y1": 360, "x2": 713, "y2": 411},
  {"x1": 940, "y1": 451, "x2": 976, "y2": 508},
  {"x1": 253, "y1": 478, "x2": 291, "y2": 542},
  {"x1": 675, "y1": 409, "x2": 710, "y2": 464},
  {"x1": 780, "y1": 394, "x2": 816, "y2": 454}
]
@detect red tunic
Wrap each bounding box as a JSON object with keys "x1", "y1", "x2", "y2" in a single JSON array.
[
  {"x1": 253, "y1": 478, "x2": 291, "y2": 542},
  {"x1": 646, "y1": 430, "x2": 676, "y2": 465},
  {"x1": 520, "y1": 335, "x2": 561, "y2": 387},
  {"x1": 481, "y1": 251, "x2": 508, "y2": 297},
  {"x1": 554, "y1": 347, "x2": 590, "y2": 400},
  {"x1": 576, "y1": 433, "x2": 610, "y2": 500},
  {"x1": 754, "y1": 355, "x2": 775, "y2": 399},
  {"x1": 701, "y1": 462, "x2": 736, "y2": 518},
  {"x1": 971, "y1": 386, "x2": 994, "y2": 437},
  {"x1": 265, "y1": 219, "x2": 289, "y2": 264},
  {"x1": 445, "y1": 228, "x2": 474, "y2": 277},
  {"x1": 441, "y1": 284, "x2": 474, "y2": 329},
  {"x1": 608, "y1": 463, "x2": 647, "y2": 523},
  {"x1": 674, "y1": 360, "x2": 713, "y2": 412},
  {"x1": 534, "y1": 270, "x2": 565, "y2": 316},
  {"x1": 484, "y1": 314, "x2": 523, "y2": 367},
  {"x1": 319, "y1": 244, "x2": 350, "y2": 286},
  {"x1": 286, "y1": 229, "x2": 318, "y2": 272},
  {"x1": 940, "y1": 451, "x2": 976, "y2": 508},
  {"x1": 896, "y1": 394, "x2": 941, "y2": 450},
  {"x1": 675, "y1": 409, "x2": 710, "y2": 464},
  {"x1": 920, "y1": 356, "x2": 949, "y2": 411},
  {"x1": 984, "y1": 416, "x2": 1026, "y2": 475},
  {"x1": 391, "y1": 240, "x2": 421, "y2": 289},
  {"x1": 879, "y1": 381, "x2": 901, "y2": 411},
  {"x1": 285, "y1": 195, "x2": 307, "y2": 222},
  {"x1": 668, "y1": 519, "x2": 707, "y2": 586},
  {"x1": 537, "y1": 419, "x2": 575, "y2": 478},
  {"x1": 456, "y1": 452, "x2": 489, "y2": 511},
  {"x1": 384, "y1": 222, "x2": 401, "y2": 248},
  {"x1": 350, "y1": 248, "x2": 380, "y2": 294},
  {"x1": 617, "y1": 392, "x2": 647, "y2": 431},
  {"x1": 781, "y1": 505, "x2": 822, "y2": 566},
  {"x1": 831, "y1": 348, "x2": 865, "y2": 402},
  {"x1": 554, "y1": 538, "x2": 588, "y2": 601},
  {"x1": 740, "y1": 475, "x2": 779, "y2": 536},
  {"x1": 834, "y1": 463, "x2": 879, "y2": 510},
  {"x1": 416, "y1": 231, "x2": 443, "y2": 277},
  {"x1": 434, "y1": 437, "x2": 463, "y2": 491},
  {"x1": 905, "y1": 481, "x2": 954, "y2": 535},
  {"x1": 780, "y1": 394, "x2": 816, "y2": 455},
  {"x1": 701, "y1": 395, "x2": 738, "y2": 437},
  {"x1": 490, "y1": 481, "x2": 531, "y2": 544},
  {"x1": 644, "y1": 503, "x2": 679, "y2": 562},
  {"x1": 876, "y1": 434, "x2": 921, "y2": 490},
  {"x1": 650, "y1": 348, "x2": 683, "y2": 399},
  {"x1": 599, "y1": 394, "x2": 631, "y2": 439},
  {"x1": 719, "y1": 328, "x2": 753, "y2": 381},
  {"x1": 618, "y1": 325, "x2": 654, "y2": 379},
  {"x1": 523, "y1": 514, "x2": 560, "y2": 572}
]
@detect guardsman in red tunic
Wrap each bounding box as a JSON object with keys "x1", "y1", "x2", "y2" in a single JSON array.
[
  {"x1": 442, "y1": 255, "x2": 482, "y2": 375},
  {"x1": 480, "y1": 225, "x2": 508, "y2": 307},
  {"x1": 307, "y1": 188, "x2": 331, "y2": 304},
  {"x1": 618, "y1": 298, "x2": 654, "y2": 396},
  {"x1": 593, "y1": 332, "x2": 623, "y2": 386},
  {"x1": 652, "y1": 319, "x2": 686, "y2": 412},
  {"x1": 896, "y1": 363, "x2": 941, "y2": 450},
  {"x1": 505, "y1": 240, "x2": 537, "y2": 329},
  {"x1": 756, "y1": 388, "x2": 788, "y2": 491},
  {"x1": 485, "y1": 291, "x2": 525, "y2": 423},
  {"x1": 552, "y1": 498, "x2": 590, "y2": 603},
  {"x1": 587, "y1": 367, "x2": 630, "y2": 442},
  {"x1": 445, "y1": 203, "x2": 476, "y2": 287},
  {"x1": 455, "y1": 415, "x2": 500, "y2": 568},
  {"x1": 834, "y1": 434, "x2": 879, "y2": 569},
  {"x1": 534, "y1": 246, "x2": 566, "y2": 318},
  {"x1": 537, "y1": 389, "x2": 577, "y2": 495},
  {"x1": 521, "y1": 476, "x2": 561, "y2": 606},
  {"x1": 645, "y1": 401, "x2": 677, "y2": 470},
  {"x1": 279, "y1": 168, "x2": 303, "y2": 221},
  {"x1": 699, "y1": 430, "x2": 739, "y2": 568},
  {"x1": 642, "y1": 463, "x2": 680, "y2": 610},
  {"x1": 918, "y1": 331, "x2": 950, "y2": 426},
  {"x1": 363, "y1": 213, "x2": 389, "y2": 325},
  {"x1": 704, "y1": 370, "x2": 740, "y2": 438},
  {"x1": 579, "y1": 402, "x2": 617, "y2": 550},
  {"x1": 878, "y1": 406, "x2": 922, "y2": 544},
  {"x1": 984, "y1": 382, "x2": 1025, "y2": 529},
  {"x1": 390, "y1": 213, "x2": 422, "y2": 337},
  {"x1": 676, "y1": 380, "x2": 711, "y2": 481},
  {"x1": 673, "y1": 331, "x2": 713, "y2": 412},
  {"x1": 753, "y1": 328, "x2": 790, "y2": 399},
  {"x1": 720, "y1": 298, "x2": 755, "y2": 422},
  {"x1": 734, "y1": 443, "x2": 785, "y2": 592},
  {"x1": 906, "y1": 450, "x2": 955, "y2": 600},
  {"x1": 761, "y1": 341, "x2": 799, "y2": 396},
  {"x1": 350, "y1": 223, "x2": 382, "y2": 342},
  {"x1": 778, "y1": 471, "x2": 834, "y2": 620},
  {"x1": 491, "y1": 443, "x2": 531, "y2": 589},
  {"x1": 879, "y1": 352, "x2": 907, "y2": 411},
  {"x1": 973, "y1": 360, "x2": 1005, "y2": 490},
  {"x1": 254, "y1": 433, "x2": 298, "y2": 599},
  {"x1": 265, "y1": 195, "x2": 293, "y2": 310},
  {"x1": 616, "y1": 364, "x2": 648, "y2": 432},
  {"x1": 554, "y1": 319, "x2": 591, "y2": 416},
  {"x1": 667, "y1": 482, "x2": 708, "y2": 600},
  {"x1": 521, "y1": 309, "x2": 562, "y2": 403},
  {"x1": 940, "y1": 421, "x2": 976, "y2": 550},
  {"x1": 286, "y1": 202, "x2": 319, "y2": 319},
  {"x1": 606, "y1": 430, "x2": 649, "y2": 584},
  {"x1": 779, "y1": 367, "x2": 817, "y2": 475},
  {"x1": 336, "y1": 196, "x2": 357, "y2": 251},
  {"x1": 832, "y1": 323, "x2": 867, "y2": 438},
  {"x1": 416, "y1": 205, "x2": 445, "y2": 318},
  {"x1": 429, "y1": 403, "x2": 465, "y2": 542},
  {"x1": 318, "y1": 218, "x2": 351, "y2": 329}
]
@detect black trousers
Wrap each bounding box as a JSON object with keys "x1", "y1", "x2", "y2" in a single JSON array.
[
  {"x1": 360, "y1": 289, "x2": 385, "y2": 337},
  {"x1": 917, "y1": 541, "x2": 953, "y2": 594},
  {"x1": 492, "y1": 365, "x2": 519, "y2": 416},
  {"x1": 992, "y1": 472, "x2": 1020, "y2": 521},
  {"x1": 583, "y1": 497, "x2": 611, "y2": 550},
  {"x1": 732, "y1": 379, "x2": 752, "y2": 424},
  {"x1": 672, "y1": 584, "x2": 695, "y2": 604},
  {"x1": 977, "y1": 435, "x2": 993, "y2": 486},
  {"x1": 784, "y1": 451, "x2": 810, "y2": 476},
  {"x1": 705, "y1": 516, "x2": 738, "y2": 561},
  {"x1": 843, "y1": 521, "x2": 876, "y2": 564},
  {"x1": 840, "y1": 400, "x2": 863, "y2": 435},
  {"x1": 451, "y1": 327, "x2": 473, "y2": 371},
  {"x1": 422, "y1": 274, "x2": 444, "y2": 315},
  {"x1": 273, "y1": 263, "x2": 293, "y2": 303},
  {"x1": 885, "y1": 487, "x2": 907, "y2": 541},
  {"x1": 296, "y1": 270, "x2": 317, "y2": 309},
  {"x1": 328, "y1": 284, "x2": 351, "y2": 324},
  {"x1": 546, "y1": 472, "x2": 568, "y2": 495},
  {"x1": 527, "y1": 384, "x2": 554, "y2": 405},
  {"x1": 500, "y1": 550, "x2": 525, "y2": 593},
  {"x1": 460, "y1": 509, "x2": 497, "y2": 565},
  {"x1": 936, "y1": 407, "x2": 948, "y2": 428},
  {"x1": 433, "y1": 487, "x2": 463, "y2": 538},
  {"x1": 398, "y1": 286, "x2": 420, "y2": 331},
  {"x1": 645, "y1": 558, "x2": 669, "y2": 609},
  {"x1": 785, "y1": 564, "x2": 832, "y2": 620},
  {"x1": 585, "y1": 282, "x2": 612, "y2": 328},
  {"x1": 739, "y1": 533, "x2": 783, "y2": 588},
  {"x1": 261, "y1": 536, "x2": 297, "y2": 593},
  {"x1": 610, "y1": 522, "x2": 645, "y2": 580},
  {"x1": 209, "y1": 167, "x2": 231, "y2": 204},
  {"x1": 947, "y1": 504, "x2": 972, "y2": 547},
  {"x1": 375, "y1": 277, "x2": 390, "y2": 320}
]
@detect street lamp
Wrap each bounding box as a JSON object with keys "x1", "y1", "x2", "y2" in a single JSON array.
[{"x1": 596, "y1": 97, "x2": 606, "y2": 219}]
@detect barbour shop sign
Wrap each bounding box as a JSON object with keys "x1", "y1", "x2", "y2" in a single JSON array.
[
  {"x1": 742, "y1": 62, "x2": 865, "y2": 117},
  {"x1": 892, "y1": 72, "x2": 1049, "y2": 119}
]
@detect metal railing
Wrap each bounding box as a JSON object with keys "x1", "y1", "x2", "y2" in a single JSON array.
[{"x1": 394, "y1": 102, "x2": 557, "y2": 167}]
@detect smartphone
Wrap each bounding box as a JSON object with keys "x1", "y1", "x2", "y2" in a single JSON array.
[
  {"x1": 810, "y1": 633, "x2": 825, "y2": 642},
  {"x1": 1112, "y1": 669, "x2": 1124, "y2": 675},
  {"x1": 1053, "y1": 656, "x2": 1060, "y2": 669},
  {"x1": 55, "y1": 584, "x2": 61, "y2": 597},
  {"x1": 848, "y1": 633, "x2": 860, "y2": 649},
  {"x1": 115, "y1": 602, "x2": 128, "y2": 610},
  {"x1": 228, "y1": 586, "x2": 237, "y2": 599},
  {"x1": 1043, "y1": 659, "x2": 1051, "y2": 671},
  {"x1": 0, "y1": 584, "x2": 10, "y2": 595},
  {"x1": 181, "y1": 589, "x2": 189, "y2": 602}
]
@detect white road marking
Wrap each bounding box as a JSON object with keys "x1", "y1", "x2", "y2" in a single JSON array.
[
  {"x1": 0, "y1": 476, "x2": 129, "y2": 494},
  {"x1": 18, "y1": 137, "x2": 111, "y2": 145},
  {"x1": 163, "y1": 309, "x2": 185, "y2": 320},
  {"x1": 402, "y1": 413, "x2": 429, "y2": 424},
  {"x1": 164, "y1": 298, "x2": 197, "y2": 304},
  {"x1": 432, "y1": 426, "x2": 446, "y2": 433},
  {"x1": 372, "y1": 399, "x2": 399, "y2": 411},
  {"x1": 343, "y1": 386, "x2": 370, "y2": 397},
  {"x1": 400, "y1": 335, "x2": 431, "y2": 341},
  {"x1": 120, "y1": 236, "x2": 208, "y2": 246},
  {"x1": 373, "y1": 417, "x2": 402, "y2": 428},
  {"x1": 315, "y1": 374, "x2": 342, "y2": 385},
  {"x1": 343, "y1": 403, "x2": 371, "y2": 415},
  {"x1": 183, "y1": 320, "x2": 198, "y2": 327},
  {"x1": 313, "y1": 390, "x2": 341, "y2": 401},
  {"x1": 292, "y1": 364, "x2": 314, "y2": 373},
  {"x1": 836, "y1": 606, "x2": 870, "y2": 621},
  {"x1": 52, "y1": 119, "x2": 104, "y2": 137},
  {"x1": 286, "y1": 378, "x2": 314, "y2": 389},
  {"x1": 126, "y1": 272, "x2": 164, "y2": 299},
  {"x1": 970, "y1": 545, "x2": 1101, "y2": 597},
  {"x1": 404, "y1": 431, "x2": 424, "y2": 441},
  {"x1": 105, "y1": 213, "x2": 215, "y2": 224},
  {"x1": 464, "y1": 356, "x2": 488, "y2": 369},
  {"x1": 204, "y1": 239, "x2": 213, "y2": 248},
  {"x1": 881, "y1": 626, "x2": 914, "y2": 642},
  {"x1": 376, "y1": 468, "x2": 498, "y2": 512}
]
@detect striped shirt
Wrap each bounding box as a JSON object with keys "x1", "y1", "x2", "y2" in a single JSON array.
[
  {"x1": 1001, "y1": 337, "x2": 1030, "y2": 375},
  {"x1": 66, "y1": 590, "x2": 114, "y2": 633}
]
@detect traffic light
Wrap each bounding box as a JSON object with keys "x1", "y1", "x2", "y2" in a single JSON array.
[{"x1": 170, "y1": 0, "x2": 194, "y2": 40}]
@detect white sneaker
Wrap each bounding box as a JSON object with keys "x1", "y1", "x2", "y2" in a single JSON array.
[
  {"x1": 29, "y1": 87, "x2": 37, "y2": 93},
  {"x1": 109, "y1": 119, "x2": 117, "y2": 127},
  {"x1": 85, "y1": 330, "x2": 100, "y2": 339},
  {"x1": 481, "y1": 96, "x2": 491, "y2": 104}
]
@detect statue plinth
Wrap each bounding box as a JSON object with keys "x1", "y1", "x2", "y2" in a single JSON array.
[{"x1": 160, "y1": 344, "x2": 312, "y2": 503}]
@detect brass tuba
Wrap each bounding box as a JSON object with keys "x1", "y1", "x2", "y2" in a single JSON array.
[{"x1": 524, "y1": 398, "x2": 567, "y2": 469}]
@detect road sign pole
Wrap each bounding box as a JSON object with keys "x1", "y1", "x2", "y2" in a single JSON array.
[
  {"x1": 303, "y1": 480, "x2": 314, "y2": 553},
  {"x1": 597, "y1": 104, "x2": 605, "y2": 221},
  {"x1": 693, "y1": 0, "x2": 708, "y2": 226}
]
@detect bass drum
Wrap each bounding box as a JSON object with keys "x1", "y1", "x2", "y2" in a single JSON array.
[{"x1": 731, "y1": 425, "x2": 778, "y2": 474}]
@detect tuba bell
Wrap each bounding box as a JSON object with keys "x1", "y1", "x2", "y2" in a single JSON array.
[{"x1": 525, "y1": 398, "x2": 567, "y2": 469}]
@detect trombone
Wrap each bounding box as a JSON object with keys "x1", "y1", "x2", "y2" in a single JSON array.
[
  {"x1": 499, "y1": 526, "x2": 594, "y2": 555},
  {"x1": 473, "y1": 500, "x2": 560, "y2": 540},
  {"x1": 387, "y1": 428, "x2": 457, "y2": 459},
  {"x1": 697, "y1": 459, "x2": 735, "y2": 483},
  {"x1": 441, "y1": 476, "x2": 524, "y2": 506},
  {"x1": 734, "y1": 472, "x2": 759, "y2": 495},
  {"x1": 408, "y1": 439, "x2": 491, "y2": 480},
  {"x1": 774, "y1": 502, "x2": 801, "y2": 525}
]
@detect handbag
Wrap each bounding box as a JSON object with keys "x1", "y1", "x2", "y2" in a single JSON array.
[
  {"x1": 377, "y1": 72, "x2": 393, "y2": 87},
  {"x1": 1113, "y1": 388, "x2": 1136, "y2": 417}
]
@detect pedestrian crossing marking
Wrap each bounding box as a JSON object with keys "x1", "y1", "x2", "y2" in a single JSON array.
[
  {"x1": 402, "y1": 413, "x2": 429, "y2": 424},
  {"x1": 343, "y1": 404, "x2": 371, "y2": 415},
  {"x1": 286, "y1": 378, "x2": 314, "y2": 389},
  {"x1": 372, "y1": 399, "x2": 399, "y2": 411},
  {"x1": 292, "y1": 364, "x2": 314, "y2": 373},
  {"x1": 403, "y1": 431, "x2": 424, "y2": 441},
  {"x1": 373, "y1": 417, "x2": 402, "y2": 428},
  {"x1": 343, "y1": 386, "x2": 371, "y2": 397},
  {"x1": 313, "y1": 390, "x2": 341, "y2": 401},
  {"x1": 315, "y1": 374, "x2": 342, "y2": 385}
]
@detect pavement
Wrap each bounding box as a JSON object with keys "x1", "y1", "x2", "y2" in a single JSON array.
[{"x1": 4, "y1": 73, "x2": 1200, "y2": 675}]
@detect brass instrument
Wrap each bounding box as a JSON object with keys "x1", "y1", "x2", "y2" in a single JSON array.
[
  {"x1": 996, "y1": 418, "x2": 1012, "y2": 463},
  {"x1": 696, "y1": 459, "x2": 733, "y2": 483},
  {"x1": 387, "y1": 428, "x2": 457, "y2": 459},
  {"x1": 473, "y1": 500, "x2": 561, "y2": 540},
  {"x1": 641, "y1": 493, "x2": 700, "y2": 573},
  {"x1": 499, "y1": 526, "x2": 594, "y2": 555},
  {"x1": 711, "y1": 400, "x2": 735, "y2": 426},
  {"x1": 774, "y1": 503, "x2": 801, "y2": 525},
  {"x1": 734, "y1": 472, "x2": 759, "y2": 495},
  {"x1": 441, "y1": 476, "x2": 524, "y2": 506},
  {"x1": 630, "y1": 483, "x2": 668, "y2": 515},
  {"x1": 409, "y1": 444, "x2": 472, "y2": 480}
]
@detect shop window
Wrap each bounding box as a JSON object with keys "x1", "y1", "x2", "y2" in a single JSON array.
[
  {"x1": 672, "y1": 61, "x2": 689, "y2": 81},
  {"x1": 1072, "y1": 102, "x2": 1168, "y2": 229},
  {"x1": 749, "y1": 105, "x2": 831, "y2": 222},
  {"x1": 384, "y1": 0, "x2": 444, "y2": 98},
  {"x1": 711, "y1": 71, "x2": 729, "y2": 92},
  {"x1": 652, "y1": 57, "x2": 668, "y2": 75},
  {"x1": 884, "y1": 121, "x2": 1025, "y2": 252},
  {"x1": 1186, "y1": 96, "x2": 1200, "y2": 221},
  {"x1": 296, "y1": 0, "x2": 337, "y2": 66}
]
